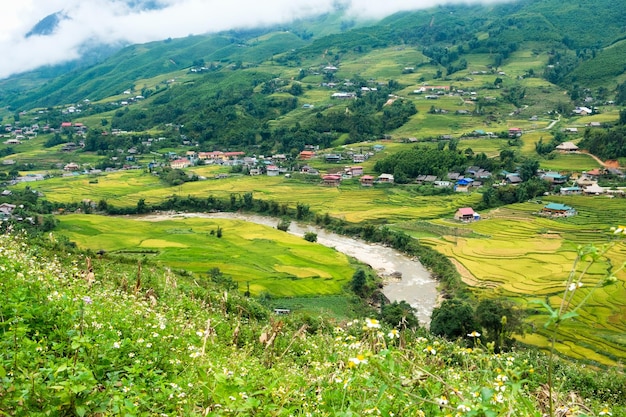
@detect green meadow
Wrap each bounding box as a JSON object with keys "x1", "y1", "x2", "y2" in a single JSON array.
[{"x1": 55, "y1": 214, "x2": 355, "y2": 298}]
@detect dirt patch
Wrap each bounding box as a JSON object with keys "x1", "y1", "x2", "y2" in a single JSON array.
[{"x1": 605, "y1": 160, "x2": 621, "y2": 169}]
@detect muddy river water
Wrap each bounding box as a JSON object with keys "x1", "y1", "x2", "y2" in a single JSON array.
[{"x1": 140, "y1": 212, "x2": 439, "y2": 324}]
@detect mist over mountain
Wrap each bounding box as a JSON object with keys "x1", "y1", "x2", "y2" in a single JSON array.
[{"x1": 0, "y1": 0, "x2": 515, "y2": 80}]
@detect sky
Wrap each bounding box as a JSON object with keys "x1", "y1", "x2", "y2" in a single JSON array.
[{"x1": 0, "y1": 0, "x2": 506, "y2": 80}]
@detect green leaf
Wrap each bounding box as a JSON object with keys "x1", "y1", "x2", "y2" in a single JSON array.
[
  {"x1": 0, "y1": 365, "x2": 6, "y2": 378},
  {"x1": 75, "y1": 406, "x2": 86, "y2": 417},
  {"x1": 560, "y1": 311, "x2": 579, "y2": 321},
  {"x1": 530, "y1": 299, "x2": 555, "y2": 315}
]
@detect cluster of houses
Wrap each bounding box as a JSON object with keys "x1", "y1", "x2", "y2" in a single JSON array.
[
  {"x1": 2, "y1": 121, "x2": 91, "y2": 146},
  {"x1": 0, "y1": 198, "x2": 35, "y2": 224},
  {"x1": 557, "y1": 168, "x2": 626, "y2": 197},
  {"x1": 3, "y1": 123, "x2": 42, "y2": 144}
]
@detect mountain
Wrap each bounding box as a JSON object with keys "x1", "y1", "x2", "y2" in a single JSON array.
[
  {"x1": 2, "y1": 0, "x2": 625, "y2": 112},
  {"x1": 25, "y1": 11, "x2": 68, "y2": 38}
]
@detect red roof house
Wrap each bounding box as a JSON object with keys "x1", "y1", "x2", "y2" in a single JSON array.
[{"x1": 454, "y1": 207, "x2": 480, "y2": 222}]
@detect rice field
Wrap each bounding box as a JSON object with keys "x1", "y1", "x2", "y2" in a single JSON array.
[
  {"x1": 18, "y1": 170, "x2": 481, "y2": 222},
  {"x1": 55, "y1": 214, "x2": 355, "y2": 298},
  {"x1": 409, "y1": 197, "x2": 626, "y2": 365}
]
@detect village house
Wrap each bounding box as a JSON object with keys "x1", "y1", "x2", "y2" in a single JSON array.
[
  {"x1": 505, "y1": 173, "x2": 522, "y2": 185},
  {"x1": 454, "y1": 207, "x2": 480, "y2": 222},
  {"x1": 541, "y1": 172, "x2": 568, "y2": 185},
  {"x1": 455, "y1": 178, "x2": 474, "y2": 192},
  {"x1": 360, "y1": 175, "x2": 374, "y2": 186},
  {"x1": 331, "y1": 92, "x2": 356, "y2": 100},
  {"x1": 542, "y1": 203, "x2": 576, "y2": 217},
  {"x1": 573, "y1": 106, "x2": 592, "y2": 116},
  {"x1": 224, "y1": 151, "x2": 245, "y2": 159},
  {"x1": 583, "y1": 183, "x2": 605, "y2": 195},
  {"x1": 298, "y1": 150, "x2": 315, "y2": 160},
  {"x1": 63, "y1": 162, "x2": 80, "y2": 171},
  {"x1": 377, "y1": 173, "x2": 394, "y2": 183},
  {"x1": 413, "y1": 86, "x2": 450, "y2": 94},
  {"x1": 508, "y1": 127, "x2": 523, "y2": 137},
  {"x1": 560, "y1": 186, "x2": 582, "y2": 195},
  {"x1": 416, "y1": 175, "x2": 438, "y2": 184},
  {"x1": 345, "y1": 166, "x2": 364, "y2": 176},
  {"x1": 555, "y1": 141, "x2": 579, "y2": 152},
  {"x1": 170, "y1": 159, "x2": 190, "y2": 169},
  {"x1": 434, "y1": 180, "x2": 451, "y2": 188},
  {"x1": 0, "y1": 203, "x2": 17, "y2": 219},
  {"x1": 266, "y1": 165, "x2": 280, "y2": 176},
  {"x1": 322, "y1": 174, "x2": 341, "y2": 186}
]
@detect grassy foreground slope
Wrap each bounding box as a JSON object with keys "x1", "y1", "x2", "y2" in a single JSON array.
[{"x1": 1, "y1": 232, "x2": 624, "y2": 416}]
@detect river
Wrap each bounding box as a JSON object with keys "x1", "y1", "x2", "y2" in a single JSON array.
[{"x1": 139, "y1": 212, "x2": 439, "y2": 324}]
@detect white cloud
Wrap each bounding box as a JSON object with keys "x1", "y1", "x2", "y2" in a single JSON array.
[{"x1": 0, "y1": 0, "x2": 508, "y2": 79}]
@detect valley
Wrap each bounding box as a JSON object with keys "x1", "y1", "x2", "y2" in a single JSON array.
[{"x1": 0, "y1": 2, "x2": 626, "y2": 414}]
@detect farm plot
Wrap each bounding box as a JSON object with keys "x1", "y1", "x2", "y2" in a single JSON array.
[
  {"x1": 413, "y1": 198, "x2": 626, "y2": 365},
  {"x1": 55, "y1": 214, "x2": 355, "y2": 298}
]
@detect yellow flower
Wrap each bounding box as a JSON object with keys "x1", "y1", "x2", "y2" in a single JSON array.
[
  {"x1": 348, "y1": 354, "x2": 368, "y2": 367},
  {"x1": 467, "y1": 331, "x2": 481, "y2": 338},
  {"x1": 423, "y1": 346, "x2": 437, "y2": 355},
  {"x1": 365, "y1": 318, "x2": 381, "y2": 329}
]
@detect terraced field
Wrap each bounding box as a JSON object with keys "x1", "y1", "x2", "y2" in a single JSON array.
[
  {"x1": 20, "y1": 171, "x2": 482, "y2": 222},
  {"x1": 411, "y1": 197, "x2": 626, "y2": 365}
]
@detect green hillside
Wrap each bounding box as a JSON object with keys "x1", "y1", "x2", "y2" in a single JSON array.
[{"x1": 2, "y1": 0, "x2": 626, "y2": 113}]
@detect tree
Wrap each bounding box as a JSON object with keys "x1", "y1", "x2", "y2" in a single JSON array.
[
  {"x1": 381, "y1": 301, "x2": 419, "y2": 329},
  {"x1": 475, "y1": 298, "x2": 524, "y2": 351},
  {"x1": 97, "y1": 199, "x2": 109, "y2": 212},
  {"x1": 136, "y1": 198, "x2": 148, "y2": 214},
  {"x1": 351, "y1": 269, "x2": 367, "y2": 297},
  {"x1": 304, "y1": 232, "x2": 317, "y2": 242},
  {"x1": 208, "y1": 267, "x2": 238, "y2": 291},
  {"x1": 616, "y1": 82, "x2": 626, "y2": 105},
  {"x1": 430, "y1": 299, "x2": 477, "y2": 339},
  {"x1": 277, "y1": 218, "x2": 291, "y2": 232},
  {"x1": 289, "y1": 83, "x2": 303, "y2": 96},
  {"x1": 519, "y1": 159, "x2": 540, "y2": 181}
]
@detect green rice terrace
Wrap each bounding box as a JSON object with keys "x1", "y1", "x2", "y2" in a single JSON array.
[{"x1": 55, "y1": 214, "x2": 355, "y2": 298}]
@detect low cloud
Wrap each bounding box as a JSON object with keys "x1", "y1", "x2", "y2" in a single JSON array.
[{"x1": 0, "y1": 0, "x2": 508, "y2": 79}]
